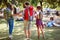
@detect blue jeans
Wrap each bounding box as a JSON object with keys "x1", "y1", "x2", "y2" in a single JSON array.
[{"x1": 7, "y1": 18, "x2": 14, "y2": 35}]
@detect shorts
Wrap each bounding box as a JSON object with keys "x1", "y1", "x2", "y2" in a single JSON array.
[
  {"x1": 36, "y1": 19, "x2": 44, "y2": 28},
  {"x1": 24, "y1": 20, "x2": 32, "y2": 30}
]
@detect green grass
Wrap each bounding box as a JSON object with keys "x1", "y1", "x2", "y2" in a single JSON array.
[
  {"x1": 56, "y1": 7, "x2": 60, "y2": 10},
  {"x1": 0, "y1": 21, "x2": 60, "y2": 40}
]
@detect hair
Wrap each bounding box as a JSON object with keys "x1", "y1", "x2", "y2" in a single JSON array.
[
  {"x1": 50, "y1": 17, "x2": 54, "y2": 21},
  {"x1": 6, "y1": 3, "x2": 12, "y2": 10},
  {"x1": 23, "y1": 3, "x2": 26, "y2": 8},
  {"x1": 39, "y1": 12, "x2": 42, "y2": 19},
  {"x1": 37, "y1": 6, "x2": 42, "y2": 10},
  {"x1": 14, "y1": 7, "x2": 16, "y2": 14},
  {"x1": 24, "y1": 1, "x2": 30, "y2": 6},
  {"x1": 55, "y1": 11, "x2": 59, "y2": 16}
]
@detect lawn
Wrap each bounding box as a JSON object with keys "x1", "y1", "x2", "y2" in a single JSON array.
[{"x1": 0, "y1": 21, "x2": 60, "y2": 40}]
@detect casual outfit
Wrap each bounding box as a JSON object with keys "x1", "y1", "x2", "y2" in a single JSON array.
[
  {"x1": 35, "y1": 10, "x2": 44, "y2": 28},
  {"x1": 35, "y1": 10, "x2": 44, "y2": 39},
  {"x1": 47, "y1": 21, "x2": 54, "y2": 27},
  {"x1": 24, "y1": 6, "x2": 33, "y2": 30},
  {"x1": 36, "y1": 19, "x2": 43, "y2": 27},
  {"x1": 4, "y1": 8, "x2": 14, "y2": 39}
]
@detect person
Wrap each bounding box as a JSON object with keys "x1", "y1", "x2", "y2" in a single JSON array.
[
  {"x1": 35, "y1": 6, "x2": 44, "y2": 40},
  {"x1": 23, "y1": 1, "x2": 34, "y2": 40},
  {"x1": 55, "y1": 11, "x2": 59, "y2": 16},
  {"x1": 4, "y1": 3, "x2": 14, "y2": 39},
  {"x1": 46, "y1": 11, "x2": 50, "y2": 17},
  {"x1": 47, "y1": 17, "x2": 54, "y2": 27},
  {"x1": 53, "y1": 11, "x2": 60, "y2": 27}
]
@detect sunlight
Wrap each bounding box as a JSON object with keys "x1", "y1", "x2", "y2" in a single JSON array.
[
  {"x1": 48, "y1": 29, "x2": 54, "y2": 32},
  {"x1": 15, "y1": 33, "x2": 23, "y2": 35},
  {"x1": 0, "y1": 24, "x2": 7, "y2": 29},
  {"x1": 0, "y1": 37, "x2": 7, "y2": 39}
]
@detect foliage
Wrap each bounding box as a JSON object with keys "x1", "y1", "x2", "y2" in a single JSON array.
[
  {"x1": 0, "y1": 0, "x2": 60, "y2": 9},
  {"x1": 46, "y1": 0, "x2": 60, "y2": 8}
]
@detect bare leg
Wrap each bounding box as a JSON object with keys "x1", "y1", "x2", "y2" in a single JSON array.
[
  {"x1": 24, "y1": 20, "x2": 28, "y2": 38},
  {"x1": 28, "y1": 21, "x2": 31, "y2": 38},
  {"x1": 40, "y1": 26, "x2": 45, "y2": 39},
  {"x1": 37, "y1": 26, "x2": 40, "y2": 40},
  {"x1": 24, "y1": 27, "x2": 27, "y2": 38},
  {"x1": 28, "y1": 29, "x2": 31, "y2": 38}
]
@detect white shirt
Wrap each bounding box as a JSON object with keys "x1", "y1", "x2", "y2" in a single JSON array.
[{"x1": 35, "y1": 10, "x2": 42, "y2": 16}]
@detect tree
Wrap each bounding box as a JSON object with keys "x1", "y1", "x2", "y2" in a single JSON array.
[
  {"x1": 45, "y1": 0, "x2": 60, "y2": 8},
  {"x1": 0, "y1": 0, "x2": 60, "y2": 9}
]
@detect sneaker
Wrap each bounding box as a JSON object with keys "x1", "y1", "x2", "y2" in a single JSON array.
[
  {"x1": 8, "y1": 35, "x2": 13, "y2": 40},
  {"x1": 24, "y1": 38, "x2": 30, "y2": 40},
  {"x1": 27, "y1": 38, "x2": 30, "y2": 40}
]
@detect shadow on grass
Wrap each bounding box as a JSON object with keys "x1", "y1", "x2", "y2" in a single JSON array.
[
  {"x1": 0, "y1": 21, "x2": 60, "y2": 40},
  {"x1": 0, "y1": 19, "x2": 6, "y2": 24}
]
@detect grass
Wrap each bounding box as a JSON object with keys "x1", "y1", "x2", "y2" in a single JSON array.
[
  {"x1": 56, "y1": 7, "x2": 60, "y2": 10},
  {"x1": 0, "y1": 21, "x2": 60, "y2": 40}
]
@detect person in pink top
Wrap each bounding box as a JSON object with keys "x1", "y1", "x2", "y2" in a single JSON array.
[{"x1": 35, "y1": 6, "x2": 44, "y2": 40}]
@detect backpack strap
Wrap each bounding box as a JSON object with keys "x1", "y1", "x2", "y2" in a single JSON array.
[
  {"x1": 28, "y1": 7, "x2": 30, "y2": 16},
  {"x1": 28, "y1": 7, "x2": 33, "y2": 21}
]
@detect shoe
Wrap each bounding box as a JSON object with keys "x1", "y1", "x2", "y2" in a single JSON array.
[
  {"x1": 8, "y1": 35, "x2": 13, "y2": 40},
  {"x1": 24, "y1": 38, "x2": 30, "y2": 40}
]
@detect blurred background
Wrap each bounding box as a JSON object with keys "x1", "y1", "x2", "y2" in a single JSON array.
[{"x1": 0, "y1": 0, "x2": 60, "y2": 40}]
